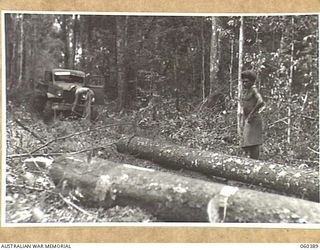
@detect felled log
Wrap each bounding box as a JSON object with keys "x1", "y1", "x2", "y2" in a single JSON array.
[
  {"x1": 49, "y1": 156, "x2": 320, "y2": 223},
  {"x1": 116, "y1": 136, "x2": 319, "y2": 202}
]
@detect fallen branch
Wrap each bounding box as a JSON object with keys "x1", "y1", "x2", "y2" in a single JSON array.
[
  {"x1": 14, "y1": 118, "x2": 47, "y2": 145},
  {"x1": 7, "y1": 144, "x2": 115, "y2": 159},
  {"x1": 301, "y1": 91, "x2": 308, "y2": 112},
  {"x1": 7, "y1": 184, "x2": 53, "y2": 193},
  {"x1": 11, "y1": 213, "x2": 32, "y2": 223},
  {"x1": 268, "y1": 117, "x2": 288, "y2": 128},
  {"x1": 7, "y1": 152, "x2": 67, "y2": 159},
  {"x1": 7, "y1": 153, "x2": 62, "y2": 159},
  {"x1": 30, "y1": 123, "x2": 131, "y2": 154},
  {"x1": 67, "y1": 145, "x2": 114, "y2": 155},
  {"x1": 220, "y1": 123, "x2": 237, "y2": 131},
  {"x1": 302, "y1": 115, "x2": 317, "y2": 121},
  {"x1": 58, "y1": 193, "x2": 94, "y2": 217},
  {"x1": 14, "y1": 146, "x2": 43, "y2": 170},
  {"x1": 308, "y1": 146, "x2": 320, "y2": 155}
]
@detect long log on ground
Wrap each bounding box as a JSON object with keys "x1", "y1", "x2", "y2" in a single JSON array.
[
  {"x1": 116, "y1": 136, "x2": 319, "y2": 202},
  {"x1": 49, "y1": 156, "x2": 320, "y2": 223}
]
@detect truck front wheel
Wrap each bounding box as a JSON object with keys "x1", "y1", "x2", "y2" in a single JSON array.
[
  {"x1": 30, "y1": 94, "x2": 47, "y2": 114},
  {"x1": 91, "y1": 107, "x2": 99, "y2": 122},
  {"x1": 43, "y1": 100, "x2": 54, "y2": 123}
]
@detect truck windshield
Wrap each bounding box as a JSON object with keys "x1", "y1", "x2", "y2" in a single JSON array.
[{"x1": 54, "y1": 73, "x2": 84, "y2": 84}]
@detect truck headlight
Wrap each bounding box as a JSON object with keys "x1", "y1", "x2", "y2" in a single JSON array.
[
  {"x1": 81, "y1": 93, "x2": 87, "y2": 100},
  {"x1": 57, "y1": 90, "x2": 63, "y2": 97}
]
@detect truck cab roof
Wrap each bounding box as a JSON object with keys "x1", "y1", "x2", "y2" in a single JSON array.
[{"x1": 52, "y1": 69, "x2": 86, "y2": 78}]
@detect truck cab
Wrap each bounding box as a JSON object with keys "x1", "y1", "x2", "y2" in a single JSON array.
[{"x1": 32, "y1": 68, "x2": 104, "y2": 122}]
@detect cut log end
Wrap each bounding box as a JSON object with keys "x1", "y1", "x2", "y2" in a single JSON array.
[
  {"x1": 207, "y1": 198, "x2": 220, "y2": 223},
  {"x1": 207, "y1": 186, "x2": 240, "y2": 223}
]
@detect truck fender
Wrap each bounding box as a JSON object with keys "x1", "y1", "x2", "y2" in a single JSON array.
[{"x1": 47, "y1": 92, "x2": 57, "y2": 99}]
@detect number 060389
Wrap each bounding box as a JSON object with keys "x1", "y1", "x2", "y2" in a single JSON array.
[{"x1": 300, "y1": 244, "x2": 319, "y2": 248}]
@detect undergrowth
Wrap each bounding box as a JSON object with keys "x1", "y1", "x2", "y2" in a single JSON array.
[{"x1": 5, "y1": 94, "x2": 319, "y2": 223}]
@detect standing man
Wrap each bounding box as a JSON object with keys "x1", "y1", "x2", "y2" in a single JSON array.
[
  {"x1": 240, "y1": 70, "x2": 265, "y2": 160},
  {"x1": 72, "y1": 86, "x2": 95, "y2": 120}
]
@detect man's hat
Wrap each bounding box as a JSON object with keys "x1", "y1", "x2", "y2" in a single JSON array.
[{"x1": 241, "y1": 70, "x2": 257, "y2": 83}]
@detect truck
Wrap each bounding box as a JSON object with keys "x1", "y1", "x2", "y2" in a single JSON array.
[{"x1": 31, "y1": 68, "x2": 104, "y2": 122}]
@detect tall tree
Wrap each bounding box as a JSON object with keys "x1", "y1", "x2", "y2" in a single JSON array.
[
  {"x1": 17, "y1": 14, "x2": 24, "y2": 89},
  {"x1": 287, "y1": 16, "x2": 295, "y2": 144},
  {"x1": 28, "y1": 15, "x2": 38, "y2": 86},
  {"x1": 86, "y1": 16, "x2": 93, "y2": 73},
  {"x1": 173, "y1": 48, "x2": 180, "y2": 111},
  {"x1": 209, "y1": 16, "x2": 219, "y2": 96},
  {"x1": 237, "y1": 16, "x2": 244, "y2": 137},
  {"x1": 107, "y1": 16, "x2": 118, "y2": 100},
  {"x1": 116, "y1": 15, "x2": 129, "y2": 111},
  {"x1": 61, "y1": 15, "x2": 70, "y2": 68},
  {"x1": 5, "y1": 14, "x2": 14, "y2": 89},
  {"x1": 201, "y1": 17, "x2": 206, "y2": 101},
  {"x1": 71, "y1": 15, "x2": 78, "y2": 68},
  {"x1": 229, "y1": 37, "x2": 234, "y2": 98}
]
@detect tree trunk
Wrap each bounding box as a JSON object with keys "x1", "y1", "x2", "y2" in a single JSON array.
[
  {"x1": 287, "y1": 17, "x2": 295, "y2": 144},
  {"x1": 11, "y1": 14, "x2": 19, "y2": 90},
  {"x1": 61, "y1": 15, "x2": 70, "y2": 69},
  {"x1": 237, "y1": 16, "x2": 244, "y2": 137},
  {"x1": 126, "y1": 17, "x2": 138, "y2": 108},
  {"x1": 116, "y1": 136, "x2": 319, "y2": 202},
  {"x1": 191, "y1": 51, "x2": 196, "y2": 94},
  {"x1": 201, "y1": 17, "x2": 206, "y2": 101},
  {"x1": 116, "y1": 16, "x2": 128, "y2": 111},
  {"x1": 79, "y1": 15, "x2": 87, "y2": 70},
  {"x1": 10, "y1": 14, "x2": 18, "y2": 91},
  {"x1": 71, "y1": 15, "x2": 78, "y2": 69},
  {"x1": 86, "y1": 16, "x2": 93, "y2": 73},
  {"x1": 5, "y1": 14, "x2": 13, "y2": 89},
  {"x1": 30, "y1": 15, "x2": 38, "y2": 85},
  {"x1": 49, "y1": 156, "x2": 320, "y2": 223},
  {"x1": 229, "y1": 38, "x2": 234, "y2": 98},
  {"x1": 22, "y1": 26, "x2": 27, "y2": 84},
  {"x1": 209, "y1": 16, "x2": 218, "y2": 96},
  {"x1": 173, "y1": 50, "x2": 180, "y2": 112},
  {"x1": 107, "y1": 16, "x2": 118, "y2": 100},
  {"x1": 17, "y1": 14, "x2": 24, "y2": 89}
]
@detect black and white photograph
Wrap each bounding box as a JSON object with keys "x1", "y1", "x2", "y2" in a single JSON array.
[{"x1": 3, "y1": 12, "x2": 319, "y2": 225}]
